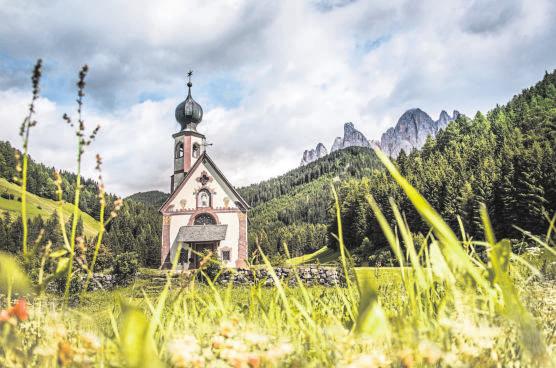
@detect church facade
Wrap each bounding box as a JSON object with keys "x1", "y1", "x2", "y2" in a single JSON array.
[{"x1": 159, "y1": 74, "x2": 249, "y2": 269}]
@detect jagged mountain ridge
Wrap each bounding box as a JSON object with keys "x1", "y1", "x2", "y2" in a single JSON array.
[
  {"x1": 300, "y1": 143, "x2": 328, "y2": 166},
  {"x1": 380, "y1": 109, "x2": 460, "y2": 158},
  {"x1": 330, "y1": 122, "x2": 378, "y2": 152},
  {"x1": 299, "y1": 109, "x2": 459, "y2": 165}
]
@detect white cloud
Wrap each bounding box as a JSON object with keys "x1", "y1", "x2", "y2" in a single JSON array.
[{"x1": 0, "y1": 0, "x2": 555, "y2": 196}]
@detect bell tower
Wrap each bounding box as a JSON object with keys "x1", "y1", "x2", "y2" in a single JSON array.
[{"x1": 171, "y1": 71, "x2": 206, "y2": 192}]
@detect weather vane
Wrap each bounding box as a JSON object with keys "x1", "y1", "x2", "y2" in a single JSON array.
[{"x1": 187, "y1": 70, "x2": 193, "y2": 86}]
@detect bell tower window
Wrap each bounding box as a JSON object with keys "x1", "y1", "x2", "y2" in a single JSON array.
[
  {"x1": 175, "y1": 142, "x2": 184, "y2": 158},
  {"x1": 192, "y1": 143, "x2": 200, "y2": 158},
  {"x1": 197, "y1": 189, "x2": 211, "y2": 208}
]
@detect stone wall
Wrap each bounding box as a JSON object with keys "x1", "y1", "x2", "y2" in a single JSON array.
[
  {"x1": 214, "y1": 265, "x2": 346, "y2": 287},
  {"x1": 45, "y1": 273, "x2": 118, "y2": 294}
]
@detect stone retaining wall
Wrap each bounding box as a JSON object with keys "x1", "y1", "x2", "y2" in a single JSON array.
[{"x1": 214, "y1": 265, "x2": 346, "y2": 287}]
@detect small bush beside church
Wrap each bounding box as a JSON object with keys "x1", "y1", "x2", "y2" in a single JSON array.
[{"x1": 112, "y1": 251, "x2": 139, "y2": 285}]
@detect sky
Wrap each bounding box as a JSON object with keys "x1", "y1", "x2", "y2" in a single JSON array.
[{"x1": 0, "y1": 0, "x2": 555, "y2": 196}]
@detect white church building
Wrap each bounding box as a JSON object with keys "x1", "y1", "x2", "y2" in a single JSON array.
[{"x1": 159, "y1": 73, "x2": 249, "y2": 269}]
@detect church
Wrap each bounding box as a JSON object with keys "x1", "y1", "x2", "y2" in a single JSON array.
[{"x1": 159, "y1": 73, "x2": 249, "y2": 269}]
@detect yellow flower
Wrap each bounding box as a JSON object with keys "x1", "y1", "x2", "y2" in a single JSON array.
[
  {"x1": 80, "y1": 332, "x2": 101, "y2": 350},
  {"x1": 243, "y1": 332, "x2": 269, "y2": 347},
  {"x1": 168, "y1": 335, "x2": 202, "y2": 368}
]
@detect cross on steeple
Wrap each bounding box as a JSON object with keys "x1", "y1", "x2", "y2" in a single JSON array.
[{"x1": 187, "y1": 70, "x2": 193, "y2": 87}]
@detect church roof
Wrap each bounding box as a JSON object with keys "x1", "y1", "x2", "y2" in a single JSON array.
[
  {"x1": 176, "y1": 224, "x2": 227, "y2": 242},
  {"x1": 159, "y1": 152, "x2": 250, "y2": 213}
]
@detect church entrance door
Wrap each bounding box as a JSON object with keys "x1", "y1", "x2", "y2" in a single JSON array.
[{"x1": 191, "y1": 242, "x2": 217, "y2": 269}]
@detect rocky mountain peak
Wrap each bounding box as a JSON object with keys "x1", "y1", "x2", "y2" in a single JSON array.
[
  {"x1": 300, "y1": 142, "x2": 329, "y2": 166},
  {"x1": 380, "y1": 108, "x2": 459, "y2": 158},
  {"x1": 299, "y1": 109, "x2": 461, "y2": 166},
  {"x1": 437, "y1": 110, "x2": 451, "y2": 127},
  {"x1": 331, "y1": 122, "x2": 372, "y2": 153}
]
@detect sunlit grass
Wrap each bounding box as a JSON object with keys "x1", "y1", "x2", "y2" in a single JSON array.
[
  {"x1": 0, "y1": 178, "x2": 99, "y2": 237},
  {"x1": 285, "y1": 246, "x2": 339, "y2": 265}
]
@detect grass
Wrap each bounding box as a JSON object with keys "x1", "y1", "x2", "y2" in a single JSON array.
[
  {"x1": 285, "y1": 246, "x2": 339, "y2": 265},
  {"x1": 0, "y1": 178, "x2": 99, "y2": 237},
  {"x1": 0, "y1": 264, "x2": 551, "y2": 367}
]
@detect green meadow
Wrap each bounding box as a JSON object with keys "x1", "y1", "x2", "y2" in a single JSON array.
[
  {"x1": 1, "y1": 144, "x2": 554, "y2": 367},
  {"x1": 1, "y1": 61, "x2": 555, "y2": 368},
  {"x1": 0, "y1": 178, "x2": 99, "y2": 237}
]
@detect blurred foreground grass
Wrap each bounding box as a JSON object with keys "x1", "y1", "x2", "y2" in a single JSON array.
[{"x1": 0, "y1": 265, "x2": 552, "y2": 367}]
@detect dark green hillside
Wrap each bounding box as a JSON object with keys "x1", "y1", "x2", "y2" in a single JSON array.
[
  {"x1": 242, "y1": 70, "x2": 556, "y2": 263},
  {"x1": 0, "y1": 140, "x2": 106, "y2": 217},
  {"x1": 238, "y1": 146, "x2": 382, "y2": 207},
  {"x1": 329, "y1": 70, "x2": 556, "y2": 264},
  {"x1": 127, "y1": 190, "x2": 169, "y2": 208},
  {"x1": 238, "y1": 147, "x2": 383, "y2": 258},
  {"x1": 0, "y1": 140, "x2": 162, "y2": 267}
]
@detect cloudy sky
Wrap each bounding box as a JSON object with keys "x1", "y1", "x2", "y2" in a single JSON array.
[{"x1": 0, "y1": 0, "x2": 555, "y2": 196}]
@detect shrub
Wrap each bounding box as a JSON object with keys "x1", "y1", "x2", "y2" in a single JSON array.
[
  {"x1": 51, "y1": 273, "x2": 83, "y2": 295},
  {"x1": 196, "y1": 249, "x2": 222, "y2": 281},
  {"x1": 87, "y1": 243, "x2": 114, "y2": 272},
  {"x1": 368, "y1": 247, "x2": 396, "y2": 267},
  {"x1": 112, "y1": 251, "x2": 139, "y2": 285}
]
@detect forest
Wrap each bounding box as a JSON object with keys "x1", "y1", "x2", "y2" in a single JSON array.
[
  {"x1": 243, "y1": 70, "x2": 556, "y2": 262},
  {"x1": 0, "y1": 140, "x2": 162, "y2": 267}
]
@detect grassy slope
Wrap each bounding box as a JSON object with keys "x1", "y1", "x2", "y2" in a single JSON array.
[{"x1": 0, "y1": 178, "x2": 99, "y2": 237}]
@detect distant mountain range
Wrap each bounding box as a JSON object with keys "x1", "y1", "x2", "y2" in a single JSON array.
[{"x1": 300, "y1": 109, "x2": 460, "y2": 165}]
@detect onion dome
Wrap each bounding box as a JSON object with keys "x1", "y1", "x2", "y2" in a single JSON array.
[{"x1": 175, "y1": 71, "x2": 203, "y2": 130}]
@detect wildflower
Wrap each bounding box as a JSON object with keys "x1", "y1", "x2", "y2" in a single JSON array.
[
  {"x1": 264, "y1": 342, "x2": 294, "y2": 361},
  {"x1": 168, "y1": 335, "x2": 202, "y2": 368},
  {"x1": 219, "y1": 320, "x2": 237, "y2": 338},
  {"x1": 34, "y1": 344, "x2": 57, "y2": 358},
  {"x1": 9, "y1": 298, "x2": 29, "y2": 321},
  {"x1": 114, "y1": 198, "x2": 124, "y2": 210},
  {"x1": 220, "y1": 348, "x2": 248, "y2": 367},
  {"x1": 243, "y1": 332, "x2": 269, "y2": 346},
  {"x1": 344, "y1": 351, "x2": 390, "y2": 368},
  {"x1": 80, "y1": 332, "x2": 101, "y2": 350},
  {"x1": 399, "y1": 349, "x2": 414, "y2": 368},
  {"x1": 418, "y1": 341, "x2": 442, "y2": 364},
  {"x1": 0, "y1": 309, "x2": 11, "y2": 323},
  {"x1": 58, "y1": 340, "x2": 74, "y2": 367},
  {"x1": 247, "y1": 353, "x2": 261, "y2": 368},
  {"x1": 212, "y1": 334, "x2": 226, "y2": 349}
]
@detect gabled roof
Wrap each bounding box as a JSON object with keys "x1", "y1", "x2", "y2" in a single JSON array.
[
  {"x1": 176, "y1": 224, "x2": 227, "y2": 242},
  {"x1": 159, "y1": 152, "x2": 250, "y2": 213}
]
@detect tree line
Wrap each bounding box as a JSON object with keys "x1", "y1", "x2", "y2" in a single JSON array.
[
  {"x1": 329, "y1": 70, "x2": 556, "y2": 263},
  {"x1": 0, "y1": 141, "x2": 162, "y2": 267},
  {"x1": 242, "y1": 70, "x2": 556, "y2": 262}
]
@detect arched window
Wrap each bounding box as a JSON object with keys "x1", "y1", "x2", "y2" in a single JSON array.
[
  {"x1": 175, "y1": 142, "x2": 184, "y2": 158},
  {"x1": 194, "y1": 213, "x2": 216, "y2": 225},
  {"x1": 197, "y1": 189, "x2": 211, "y2": 208},
  {"x1": 192, "y1": 143, "x2": 200, "y2": 158}
]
